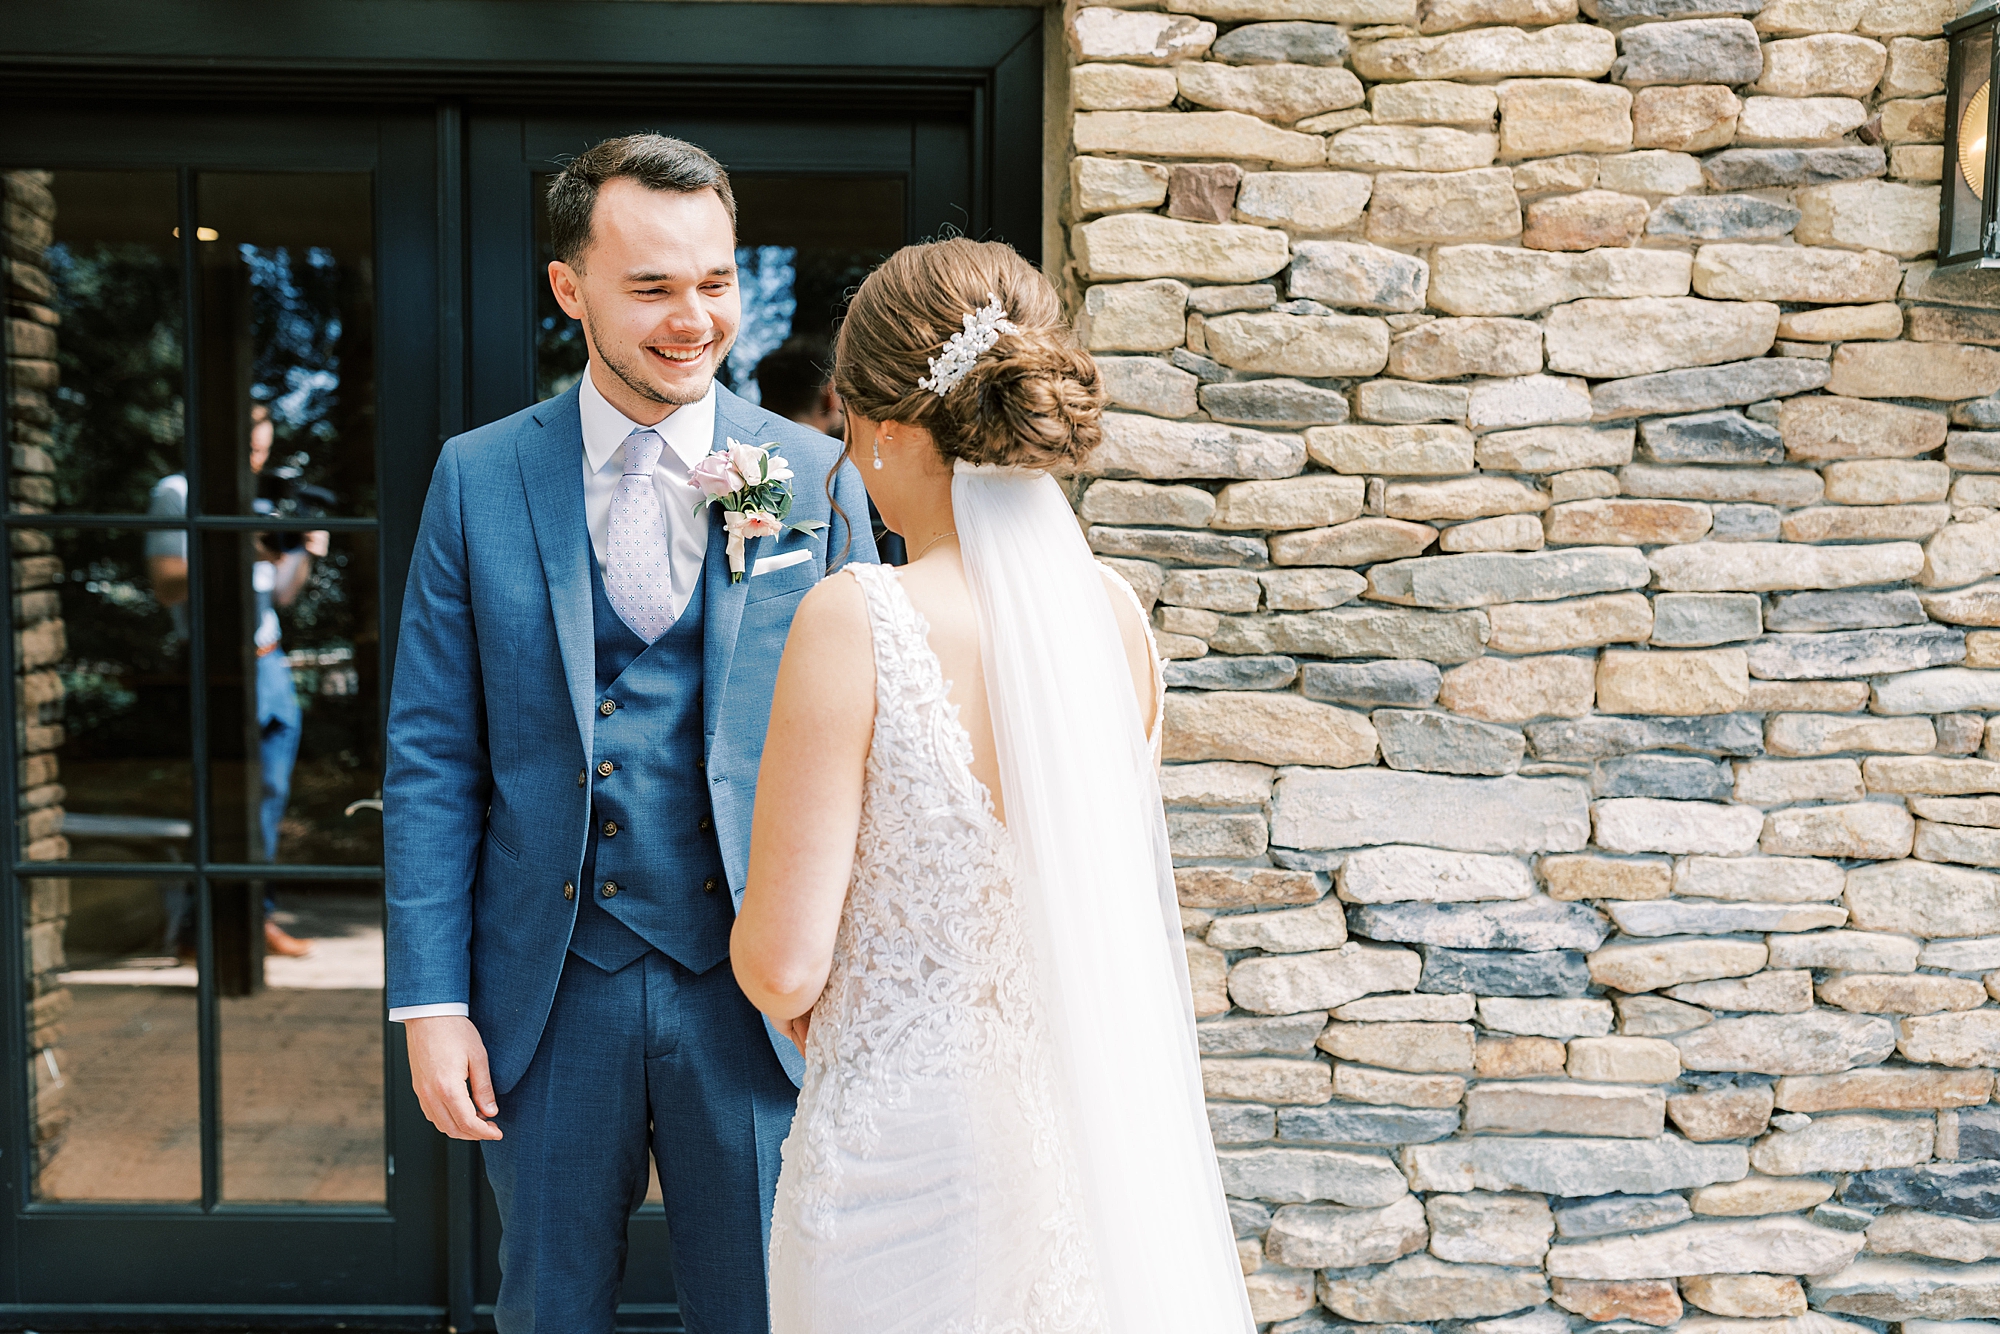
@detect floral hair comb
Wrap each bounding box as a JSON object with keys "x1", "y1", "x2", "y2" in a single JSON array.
[{"x1": 917, "y1": 293, "x2": 1019, "y2": 397}]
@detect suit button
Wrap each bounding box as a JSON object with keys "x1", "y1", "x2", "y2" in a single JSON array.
[
  {"x1": 602, "y1": 880, "x2": 619, "y2": 898},
  {"x1": 562, "y1": 881, "x2": 575, "y2": 901},
  {"x1": 598, "y1": 761, "x2": 615, "y2": 777},
  {"x1": 600, "y1": 699, "x2": 617, "y2": 716},
  {"x1": 696, "y1": 757, "x2": 705, "y2": 770},
  {"x1": 698, "y1": 816, "x2": 712, "y2": 832},
  {"x1": 602, "y1": 820, "x2": 618, "y2": 837},
  {"x1": 703, "y1": 877, "x2": 719, "y2": 894}
]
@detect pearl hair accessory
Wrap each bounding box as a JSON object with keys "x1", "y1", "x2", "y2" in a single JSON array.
[{"x1": 917, "y1": 293, "x2": 1019, "y2": 398}]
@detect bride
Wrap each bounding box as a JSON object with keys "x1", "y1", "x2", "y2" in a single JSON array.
[{"x1": 730, "y1": 238, "x2": 1254, "y2": 1334}]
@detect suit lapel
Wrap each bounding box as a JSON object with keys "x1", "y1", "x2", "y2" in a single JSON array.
[
  {"x1": 518, "y1": 384, "x2": 598, "y2": 753},
  {"x1": 702, "y1": 386, "x2": 753, "y2": 743}
]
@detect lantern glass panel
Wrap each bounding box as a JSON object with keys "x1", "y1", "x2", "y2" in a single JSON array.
[{"x1": 1950, "y1": 23, "x2": 1994, "y2": 262}]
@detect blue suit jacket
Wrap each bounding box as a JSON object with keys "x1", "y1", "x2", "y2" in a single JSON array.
[{"x1": 384, "y1": 381, "x2": 877, "y2": 1092}]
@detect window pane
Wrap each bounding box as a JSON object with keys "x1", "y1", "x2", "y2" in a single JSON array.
[
  {"x1": 6, "y1": 170, "x2": 185, "y2": 515},
  {"x1": 195, "y1": 173, "x2": 376, "y2": 519},
  {"x1": 28, "y1": 875, "x2": 201, "y2": 1202},
  {"x1": 1949, "y1": 30, "x2": 1993, "y2": 262},
  {"x1": 220, "y1": 879, "x2": 385, "y2": 1203},
  {"x1": 29, "y1": 528, "x2": 195, "y2": 865},
  {"x1": 204, "y1": 530, "x2": 381, "y2": 866}
]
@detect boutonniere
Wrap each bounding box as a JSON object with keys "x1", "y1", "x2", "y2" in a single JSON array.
[{"x1": 690, "y1": 438, "x2": 827, "y2": 582}]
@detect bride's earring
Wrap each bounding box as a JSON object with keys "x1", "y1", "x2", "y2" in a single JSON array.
[{"x1": 873, "y1": 432, "x2": 885, "y2": 471}]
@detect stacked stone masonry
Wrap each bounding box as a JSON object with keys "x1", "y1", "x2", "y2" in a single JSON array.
[{"x1": 1059, "y1": 0, "x2": 2000, "y2": 1326}]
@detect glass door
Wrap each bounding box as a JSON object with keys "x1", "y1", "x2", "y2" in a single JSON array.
[{"x1": 0, "y1": 103, "x2": 444, "y2": 1315}]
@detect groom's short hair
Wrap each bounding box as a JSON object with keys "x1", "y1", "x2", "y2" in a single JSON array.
[{"x1": 546, "y1": 134, "x2": 737, "y2": 268}]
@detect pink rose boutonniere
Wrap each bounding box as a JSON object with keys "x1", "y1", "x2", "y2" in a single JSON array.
[{"x1": 692, "y1": 438, "x2": 826, "y2": 581}]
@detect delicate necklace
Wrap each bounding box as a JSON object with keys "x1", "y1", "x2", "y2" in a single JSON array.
[{"x1": 912, "y1": 530, "x2": 957, "y2": 560}]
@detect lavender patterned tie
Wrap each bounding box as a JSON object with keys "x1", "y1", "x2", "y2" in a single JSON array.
[{"x1": 603, "y1": 428, "x2": 675, "y2": 644}]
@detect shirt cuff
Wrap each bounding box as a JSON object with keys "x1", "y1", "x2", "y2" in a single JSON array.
[{"x1": 388, "y1": 1003, "x2": 470, "y2": 1023}]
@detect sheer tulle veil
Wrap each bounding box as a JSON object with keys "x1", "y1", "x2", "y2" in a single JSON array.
[{"x1": 951, "y1": 459, "x2": 1255, "y2": 1334}]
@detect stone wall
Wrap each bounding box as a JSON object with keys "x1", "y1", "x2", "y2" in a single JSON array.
[
  {"x1": 5, "y1": 169, "x2": 72, "y2": 1176},
  {"x1": 1056, "y1": 0, "x2": 2000, "y2": 1325}
]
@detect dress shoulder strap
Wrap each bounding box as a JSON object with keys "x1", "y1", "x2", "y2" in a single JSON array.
[{"x1": 843, "y1": 564, "x2": 937, "y2": 721}]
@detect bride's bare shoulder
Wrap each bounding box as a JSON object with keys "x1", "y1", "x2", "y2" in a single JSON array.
[{"x1": 785, "y1": 567, "x2": 874, "y2": 664}]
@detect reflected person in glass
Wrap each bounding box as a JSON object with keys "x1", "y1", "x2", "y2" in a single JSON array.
[{"x1": 148, "y1": 403, "x2": 327, "y2": 957}]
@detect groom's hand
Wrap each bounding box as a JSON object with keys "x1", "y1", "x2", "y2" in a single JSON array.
[{"x1": 406, "y1": 1015, "x2": 504, "y2": 1141}]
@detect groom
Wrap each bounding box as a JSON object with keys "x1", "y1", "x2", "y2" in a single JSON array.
[{"x1": 384, "y1": 134, "x2": 875, "y2": 1333}]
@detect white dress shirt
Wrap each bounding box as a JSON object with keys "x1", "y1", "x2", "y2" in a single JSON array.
[{"x1": 389, "y1": 369, "x2": 719, "y2": 1024}]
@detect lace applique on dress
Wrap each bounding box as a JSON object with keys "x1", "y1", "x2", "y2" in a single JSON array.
[{"x1": 768, "y1": 563, "x2": 1105, "y2": 1334}]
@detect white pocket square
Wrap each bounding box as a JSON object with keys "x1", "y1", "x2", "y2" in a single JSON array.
[{"x1": 751, "y1": 549, "x2": 814, "y2": 577}]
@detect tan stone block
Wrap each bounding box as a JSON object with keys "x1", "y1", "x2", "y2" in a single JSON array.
[
  {"x1": 1207, "y1": 312, "x2": 1392, "y2": 379},
  {"x1": 1755, "y1": 0, "x2": 1869, "y2": 33},
  {"x1": 1498, "y1": 79, "x2": 1633, "y2": 158},
  {"x1": 1388, "y1": 317, "x2": 1544, "y2": 381},
  {"x1": 1418, "y1": 0, "x2": 1576, "y2": 32},
  {"x1": 1597, "y1": 150, "x2": 1705, "y2": 196},
  {"x1": 1075, "y1": 111, "x2": 1327, "y2": 170},
  {"x1": 1633, "y1": 85, "x2": 1742, "y2": 153},
  {"x1": 1777, "y1": 304, "x2": 1905, "y2": 342},
  {"x1": 1333, "y1": 1062, "x2": 1469, "y2": 1107},
  {"x1": 1550, "y1": 469, "x2": 1620, "y2": 503},
  {"x1": 1823, "y1": 460, "x2": 1951, "y2": 506},
  {"x1": 1075, "y1": 214, "x2": 1294, "y2": 283},
  {"x1": 1467, "y1": 1080, "x2": 1665, "y2": 1137},
  {"x1": 1820, "y1": 973, "x2": 1988, "y2": 1015},
  {"x1": 1190, "y1": 938, "x2": 1230, "y2": 1015},
  {"x1": 1899, "y1": 1010, "x2": 2000, "y2": 1067},
  {"x1": 1366, "y1": 168, "x2": 1523, "y2": 246},
  {"x1": 1882, "y1": 36, "x2": 1947, "y2": 98},
  {"x1": 1353, "y1": 25, "x2": 1619, "y2": 83},
  {"x1": 1747, "y1": 681, "x2": 1872, "y2": 713},
  {"x1": 1596, "y1": 648, "x2": 1749, "y2": 716},
  {"x1": 1203, "y1": 1056, "x2": 1335, "y2": 1104},
  {"x1": 1475, "y1": 1034, "x2": 1567, "y2": 1078},
  {"x1": 1212, "y1": 476, "x2": 1367, "y2": 531},
  {"x1": 1857, "y1": 0, "x2": 1958, "y2": 36},
  {"x1": 1318, "y1": 1020, "x2": 1475, "y2": 1072},
  {"x1": 1690, "y1": 1175, "x2": 1835, "y2": 1217},
  {"x1": 1546, "y1": 498, "x2": 1711, "y2": 546},
  {"x1": 1271, "y1": 517, "x2": 1438, "y2": 566},
  {"x1": 1235, "y1": 171, "x2": 1376, "y2": 235},
  {"x1": 1968, "y1": 630, "x2": 2000, "y2": 667},
  {"x1": 1520, "y1": 191, "x2": 1652, "y2": 252},
  {"x1": 1178, "y1": 866, "x2": 1325, "y2": 908},
  {"x1": 1072, "y1": 7, "x2": 1217, "y2": 63},
  {"x1": 1752, "y1": 34, "x2": 1888, "y2": 99},
  {"x1": 1567, "y1": 1036, "x2": 1682, "y2": 1083},
  {"x1": 1828, "y1": 341, "x2": 2000, "y2": 401},
  {"x1": 1372, "y1": 80, "x2": 1500, "y2": 126},
  {"x1": 1178, "y1": 61, "x2": 1367, "y2": 124},
  {"x1": 1083, "y1": 279, "x2": 1192, "y2": 352},
  {"x1": 1166, "y1": 692, "x2": 1378, "y2": 766},
  {"x1": 1781, "y1": 504, "x2": 1950, "y2": 543},
  {"x1": 1953, "y1": 476, "x2": 2000, "y2": 510},
  {"x1": 1307, "y1": 424, "x2": 1476, "y2": 476},
  {"x1": 1475, "y1": 426, "x2": 1634, "y2": 473},
  {"x1": 1553, "y1": 1278, "x2": 1683, "y2": 1327},
  {"x1": 1780, "y1": 395, "x2": 1947, "y2": 459},
  {"x1": 1328, "y1": 124, "x2": 1499, "y2": 171},
  {"x1": 1668, "y1": 1084, "x2": 1775, "y2": 1141},
  {"x1": 1542, "y1": 853, "x2": 1672, "y2": 901},
  {"x1": 1074, "y1": 64, "x2": 1182, "y2": 111},
  {"x1": 1439, "y1": 653, "x2": 1596, "y2": 723},
  {"x1": 1735, "y1": 95, "x2": 1868, "y2": 143},
  {"x1": 1880, "y1": 94, "x2": 1946, "y2": 142},
  {"x1": 1682, "y1": 1274, "x2": 1809, "y2": 1318},
  {"x1": 1083, "y1": 480, "x2": 1218, "y2": 528},
  {"x1": 1441, "y1": 514, "x2": 1544, "y2": 552},
  {"x1": 1692, "y1": 243, "x2": 1902, "y2": 304},
  {"x1": 1892, "y1": 144, "x2": 1945, "y2": 181},
  {"x1": 1773, "y1": 1067, "x2": 1995, "y2": 1111},
  {"x1": 1649, "y1": 540, "x2": 1923, "y2": 592},
  {"x1": 1619, "y1": 993, "x2": 1714, "y2": 1036},
  {"x1": 1589, "y1": 937, "x2": 1768, "y2": 993},
  {"x1": 1430, "y1": 244, "x2": 1694, "y2": 317},
  {"x1": 1383, "y1": 476, "x2": 1548, "y2": 522},
  {"x1": 1619, "y1": 467, "x2": 1824, "y2": 507},
  {"x1": 1796, "y1": 179, "x2": 1940, "y2": 259},
  {"x1": 1924, "y1": 513, "x2": 2000, "y2": 588},
  {"x1": 1513, "y1": 154, "x2": 1600, "y2": 196},
  {"x1": 1245, "y1": 1268, "x2": 1316, "y2": 1324},
  {"x1": 1485, "y1": 591, "x2": 1652, "y2": 653},
  {"x1": 1760, "y1": 801, "x2": 1915, "y2": 859}
]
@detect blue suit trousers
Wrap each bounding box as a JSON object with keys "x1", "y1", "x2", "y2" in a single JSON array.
[{"x1": 480, "y1": 950, "x2": 798, "y2": 1334}]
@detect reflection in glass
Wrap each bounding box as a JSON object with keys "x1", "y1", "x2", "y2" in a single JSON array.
[
  {"x1": 205, "y1": 531, "x2": 380, "y2": 869},
  {"x1": 25, "y1": 530, "x2": 195, "y2": 864},
  {"x1": 531, "y1": 173, "x2": 904, "y2": 404},
  {"x1": 29, "y1": 876, "x2": 201, "y2": 1201},
  {"x1": 195, "y1": 173, "x2": 376, "y2": 519},
  {"x1": 1952, "y1": 31, "x2": 1994, "y2": 260},
  {"x1": 6, "y1": 171, "x2": 184, "y2": 516},
  {"x1": 221, "y1": 881, "x2": 385, "y2": 1203}
]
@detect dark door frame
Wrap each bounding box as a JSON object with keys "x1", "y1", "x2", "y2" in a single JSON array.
[{"x1": 0, "y1": 2, "x2": 1043, "y2": 1329}]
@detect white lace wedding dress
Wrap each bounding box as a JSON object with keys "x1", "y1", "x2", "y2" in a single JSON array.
[{"x1": 768, "y1": 562, "x2": 1117, "y2": 1334}]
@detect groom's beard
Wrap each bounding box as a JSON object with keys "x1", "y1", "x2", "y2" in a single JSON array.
[{"x1": 586, "y1": 307, "x2": 734, "y2": 408}]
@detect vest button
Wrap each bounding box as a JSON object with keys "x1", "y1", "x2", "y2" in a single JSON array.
[
  {"x1": 698, "y1": 816, "x2": 712, "y2": 832},
  {"x1": 602, "y1": 880, "x2": 619, "y2": 898},
  {"x1": 600, "y1": 699, "x2": 617, "y2": 716},
  {"x1": 696, "y1": 756, "x2": 705, "y2": 770},
  {"x1": 597, "y1": 761, "x2": 615, "y2": 777},
  {"x1": 602, "y1": 820, "x2": 618, "y2": 837},
  {"x1": 562, "y1": 881, "x2": 575, "y2": 901},
  {"x1": 703, "y1": 877, "x2": 719, "y2": 894},
  {"x1": 577, "y1": 769, "x2": 586, "y2": 787}
]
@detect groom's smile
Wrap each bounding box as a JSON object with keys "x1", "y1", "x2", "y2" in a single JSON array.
[{"x1": 547, "y1": 175, "x2": 741, "y2": 421}]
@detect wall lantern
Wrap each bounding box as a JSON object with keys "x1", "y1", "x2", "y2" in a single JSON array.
[{"x1": 1945, "y1": 0, "x2": 2000, "y2": 271}]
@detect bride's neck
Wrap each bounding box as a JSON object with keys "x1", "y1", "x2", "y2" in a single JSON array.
[{"x1": 890, "y1": 471, "x2": 956, "y2": 561}]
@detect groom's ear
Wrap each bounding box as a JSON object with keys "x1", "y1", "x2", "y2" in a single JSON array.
[{"x1": 548, "y1": 260, "x2": 586, "y2": 321}]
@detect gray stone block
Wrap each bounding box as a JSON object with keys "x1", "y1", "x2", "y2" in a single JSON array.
[
  {"x1": 1700, "y1": 146, "x2": 1886, "y2": 191},
  {"x1": 1592, "y1": 753, "x2": 1734, "y2": 800},
  {"x1": 1612, "y1": 19, "x2": 1763, "y2": 87},
  {"x1": 1650, "y1": 592, "x2": 1763, "y2": 647},
  {"x1": 1552, "y1": 1192, "x2": 1694, "y2": 1239},
  {"x1": 1639, "y1": 411, "x2": 1784, "y2": 465},
  {"x1": 1291, "y1": 241, "x2": 1430, "y2": 314},
  {"x1": 1212, "y1": 20, "x2": 1352, "y2": 66},
  {"x1": 1712, "y1": 504, "x2": 1781, "y2": 542},
  {"x1": 1231, "y1": 1197, "x2": 1275, "y2": 1235},
  {"x1": 1210, "y1": 1103, "x2": 1277, "y2": 1144},
  {"x1": 1088, "y1": 527, "x2": 1268, "y2": 567},
  {"x1": 1960, "y1": 1107, "x2": 2000, "y2": 1161},
  {"x1": 1418, "y1": 946, "x2": 1594, "y2": 997},
  {"x1": 1201, "y1": 377, "x2": 1351, "y2": 427},
  {"x1": 1301, "y1": 659, "x2": 1443, "y2": 707},
  {"x1": 1367, "y1": 548, "x2": 1652, "y2": 610},
  {"x1": 1812, "y1": 1202, "x2": 1877, "y2": 1231},
  {"x1": 1593, "y1": 358, "x2": 1832, "y2": 420},
  {"x1": 1766, "y1": 590, "x2": 1929, "y2": 632},
  {"x1": 1745, "y1": 624, "x2": 1966, "y2": 680},
  {"x1": 1647, "y1": 195, "x2": 1801, "y2": 242},
  {"x1": 1584, "y1": 0, "x2": 1760, "y2": 20},
  {"x1": 1097, "y1": 355, "x2": 1201, "y2": 419},
  {"x1": 1956, "y1": 391, "x2": 2000, "y2": 429},
  {"x1": 1271, "y1": 769, "x2": 1592, "y2": 855},
  {"x1": 1351, "y1": 898, "x2": 1612, "y2": 951},
  {"x1": 1277, "y1": 1104, "x2": 1460, "y2": 1146},
  {"x1": 1841, "y1": 1161, "x2": 2000, "y2": 1219},
  {"x1": 1189, "y1": 283, "x2": 1279, "y2": 316},
  {"x1": 1170, "y1": 348, "x2": 1235, "y2": 383},
  {"x1": 1165, "y1": 654, "x2": 1300, "y2": 690},
  {"x1": 1373, "y1": 708, "x2": 1525, "y2": 776},
  {"x1": 1273, "y1": 1316, "x2": 1431, "y2": 1334},
  {"x1": 1525, "y1": 713, "x2": 1764, "y2": 761}
]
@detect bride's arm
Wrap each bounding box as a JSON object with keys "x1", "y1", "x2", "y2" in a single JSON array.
[{"x1": 732, "y1": 573, "x2": 876, "y2": 1029}]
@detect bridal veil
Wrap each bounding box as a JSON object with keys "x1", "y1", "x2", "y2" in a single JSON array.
[{"x1": 952, "y1": 459, "x2": 1255, "y2": 1334}]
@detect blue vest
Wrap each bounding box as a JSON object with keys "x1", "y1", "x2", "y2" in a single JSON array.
[{"x1": 567, "y1": 553, "x2": 734, "y2": 975}]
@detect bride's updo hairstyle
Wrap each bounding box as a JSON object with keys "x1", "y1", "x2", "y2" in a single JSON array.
[{"x1": 833, "y1": 238, "x2": 1104, "y2": 472}]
